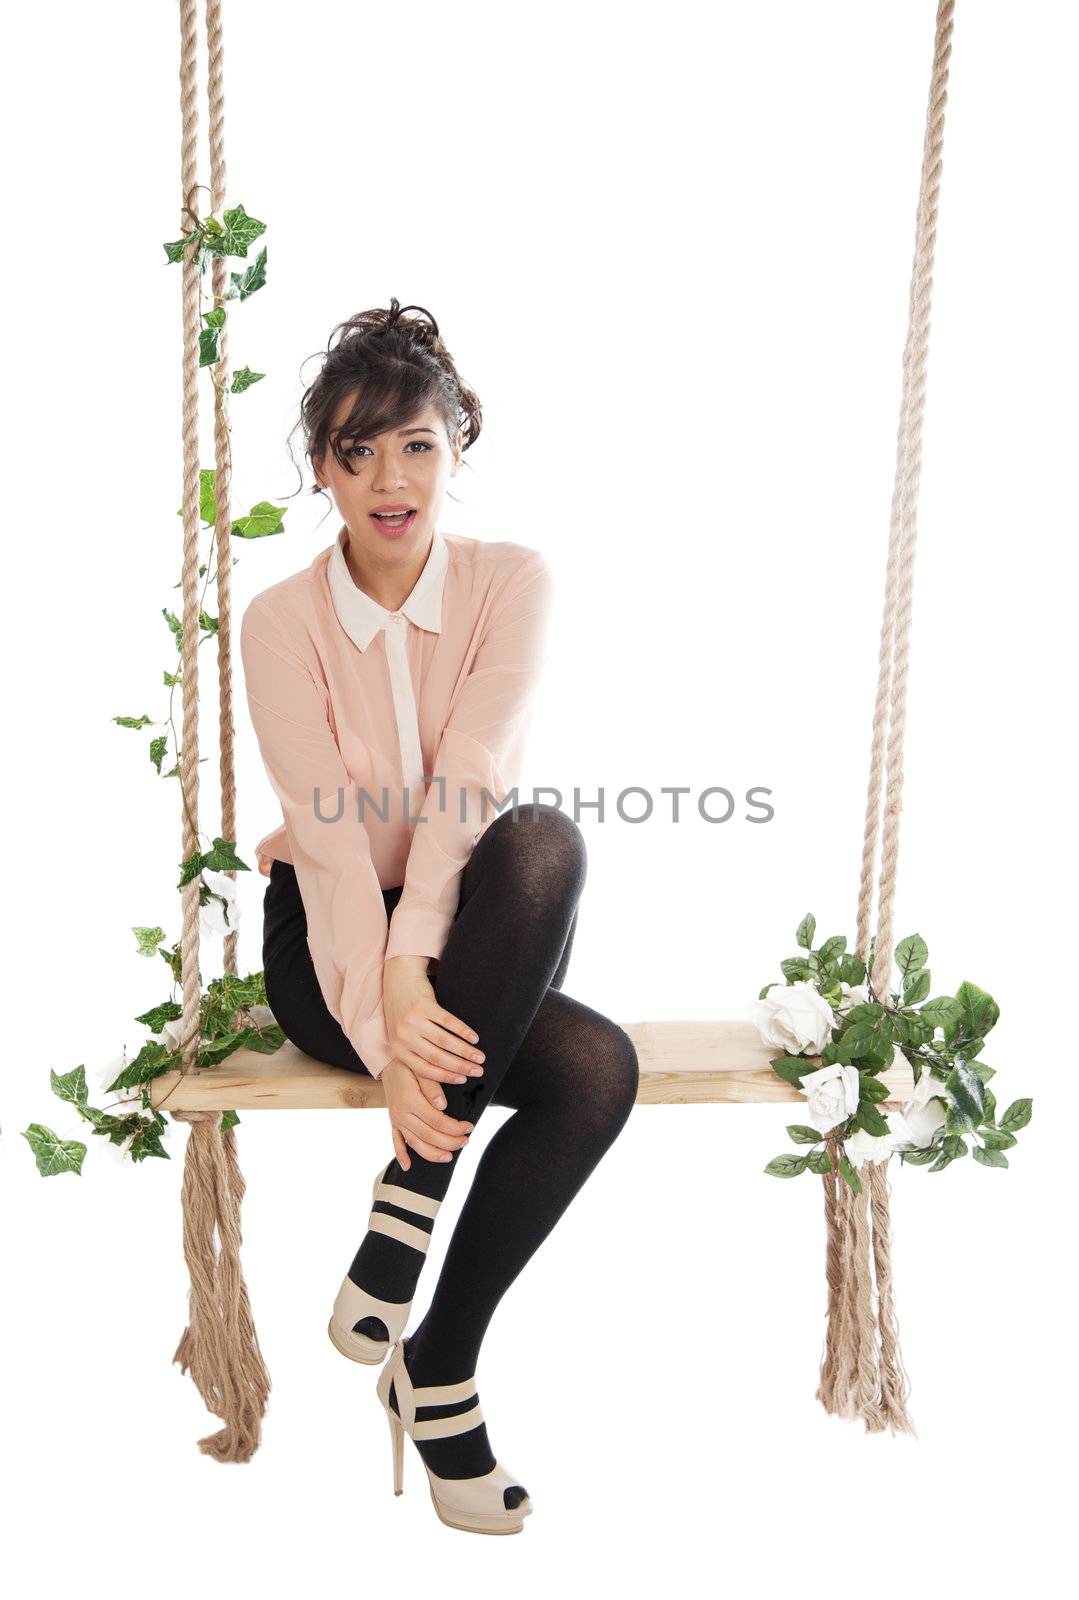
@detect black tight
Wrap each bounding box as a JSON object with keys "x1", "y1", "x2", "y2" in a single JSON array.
[{"x1": 262, "y1": 804, "x2": 640, "y2": 1478}]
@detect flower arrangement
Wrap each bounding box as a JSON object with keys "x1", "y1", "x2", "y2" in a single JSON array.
[
  {"x1": 22, "y1": 203, "x2": 288, "y2": 1177},
  {"x1": 752, "y1": 913, "x2": 1032, "y2": 1193}
]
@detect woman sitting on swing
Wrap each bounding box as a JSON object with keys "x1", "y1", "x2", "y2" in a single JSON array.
[{"x1": 239, "y1": 299, "x2": 639, "y2": 1536}]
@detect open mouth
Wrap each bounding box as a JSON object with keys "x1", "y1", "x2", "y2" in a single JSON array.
[{"x1": 370, "y1": 509, "x2": 417, "y2": 533}]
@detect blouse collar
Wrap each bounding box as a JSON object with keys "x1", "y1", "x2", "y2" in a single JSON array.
[{"x1": 328, "y1": 523, "x2": 448, "y2": 652}]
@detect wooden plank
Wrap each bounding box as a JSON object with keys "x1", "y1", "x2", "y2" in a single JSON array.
[{"x1": 149, "y1": 1019, "x2": 915, "y2": 1113}]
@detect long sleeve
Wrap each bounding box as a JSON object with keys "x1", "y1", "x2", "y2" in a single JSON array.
[
  {"x1": 385, "y1": 550, "x2": 554, "y2": 962},
  {"x1": 239, "y1": 598, "x2": 395, "y2": 1077}
]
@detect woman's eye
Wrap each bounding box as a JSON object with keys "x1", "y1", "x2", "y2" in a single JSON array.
[{"x1": 345, "y1": 441, "x2": 432, "y2": 458}]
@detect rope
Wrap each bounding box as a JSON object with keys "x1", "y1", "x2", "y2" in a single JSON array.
[
  {"x1": 169, "y1": 0, "x2": 270, "y2": 1464},
  {"x1": 821, "y1": 0, "x2": 956, "y2": 1437}
]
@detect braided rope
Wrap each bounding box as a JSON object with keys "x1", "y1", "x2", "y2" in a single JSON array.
[
  {"x1": 823, "y1": 0, "x2": 956, "y2": 1437},
  {"x1": 169, "y1": 0, "x2": 270, "y2": 1464}
]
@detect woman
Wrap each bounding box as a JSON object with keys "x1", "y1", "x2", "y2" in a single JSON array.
[{"x1": 239, "y1": 300, "x2": 639, "y2": 1535}]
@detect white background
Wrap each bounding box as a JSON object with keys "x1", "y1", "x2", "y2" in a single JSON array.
[{"x1": 2, "y1": 0, "x2": 1075, "y2": 1588}]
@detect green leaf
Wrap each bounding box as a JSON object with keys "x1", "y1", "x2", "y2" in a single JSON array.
[
  {"x1": 942, "y1": 1057, "x2": 985, "y2": 1133},
  {"x1": 197, "y1": 1028, "x2": 256, "y2": 1068},
  {"x1": 202, "y1": 836, "x2": 250, "y2": 873},
  {"x1": 972, "y1": 1144, "x2": 1009, "y2": 1169},
  {"x1": 918, "y1": 995, "x2": 963, "y2": 1032},
  {"x1": 244, "y1": 1023, "x2": 286, "y2": 1054},
  {"x1": 232, "y1": 500, "x2": 287, "y2": 539},
  {"x1": 780, "y1": 957, "x2": 815, "y2": 983},
  {"x1": 230, "y1": 366, "x2": 265, "y2": 393},
  {"x1": 819, "y1": 935, "x2": 847, "y2": 963},
  {"x1": 856, "y1": 1100, "x2": 890, "y2": 1137},
  {"x1": 149, "y1": 735, "x2": 168, "y2": 773},
  {"x1": 133, "y1": 926, "x2": 166, "y2": 957},
  {"x1": 199, "y1": 608, "x2": 219, "y2": 636},
  {"x1": 805, "y1": 1147, "x2": 833, "y2": 1175},
  {"x1": 769, "y1": 1055, "x2": 811, "y2": 1088},
  {"x1": 163, "y1": 607, "x2": 183, "y2": 650},
  {"x1": 764, "y1": 1153, "x2": 808, "y2": 1177},
  {"x1": 214, "y1": 203, "x2": 267, "y2": 259},
  {"x1": 796, "y1": 914, "x2": 816, "y2": 951},
  {"x1": 895, "y1": 933, "x2": 928, "y2": 980},
  {"x1": 980, "y1": 1127, "x2": 1017, "y2": 1151},
  {"x1": 857, "y1": 1072, "x2": 892, "y2": 1104},
  {"x1": 220, "y1": 1109, "x2": 240, "y2": 1131},
  {"x1": 903, "y1": 969, "x2": 932, "y2": 1006},
  {"x1": 50, "y1": 1065, "x2": 89, "y2": 1107},
  {"x1": 899, "y1": 1146, "x2": 939, "y2": 1165},
  {"x1": 106, "y1": 1041, "x2": 175, "y2": 1092},
  {"x1": 837, "y1": 1152, "x2": 862, "y2": 1194},
  {"x1": 22, "y1": 1124, "x2": 87, "y2": 1177},
  {"x1": 199, "y1": 325, "x2": 221, "y2": 367},
  {"x1": 785, "y1": 1124, "x2": 823, "y2": 1145},
  {"x1": 128, "y1": 1122, "x2": 170, "y2": 1163},
  {"x1": 226, "y1": 244, "x2": 268, "y2": 301},
  {"x1": 998, "y1": 1098, "x2": 1033, "y2": 1134},
  {"x1": 113, "y1": 713, "x2": 153, "y2": 729},
  {"x1": 954, "y1": 980, "x2": 1000, "y2": 1042}
]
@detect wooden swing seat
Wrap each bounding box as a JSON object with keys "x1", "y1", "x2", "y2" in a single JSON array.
[{"x1": 150, "y1": 1018, "x2": 915, "y2": 1112}]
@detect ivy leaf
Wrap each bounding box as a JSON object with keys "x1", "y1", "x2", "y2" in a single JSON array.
[
  {"x1": 796, "y1": 914, "x2": 816, "y2": 951},
  {"x1": 232, "y1": 500, "x2": 287, "y2": 539},
  {"x1": 149, "y1": 735, "x2": 168, "y2": 773},
  {"x1": 163, "y1": 607, "x2": 183, "y2": 650},
  {"x1": 199, "y1": 609, "x2": 219, "y2": 636},
  {"x1": 202, "y1": 837, "x2": 250, "y2": 873},
  {"x1": 135, "y1": 999, "x2": 183, "y2": 1032},
  {"x1": 226, "y1": 245, "x2": 268, "y2": 301},
  {"x1": 106, "y1": 1041, "x2": 175, "y2": 1092},
  {"x1": 113, "y1": 713, "x2": 153, "y2": 729},
  {"x1": 764, "y1": 1153, "x2": 808, "y2": 1177},
  {"x1": 133, "y1": 926, "x2": 166, "y2": 957},
  {"x1": 199, "y1": 325, "x2": 221, "y2": 367},
  {"x1": 50, "y1": 1065, "x2": 89, "y2": 1107},
  {"x1": 230, "y1": 366, "x2": 265, "y2": 393},
  {"x1": 245, "y1": 1022, "x2": 286, "y2": 1054},
  {"x1": 214, "y1": 203, "x2": 267, "y2": 259},
  {"x1": 128, "y1": 1122, "x2": 170, "y2": 1163},
  {"x1": 22, "y1": 1124, "x2": 87, "y2": 1177},
  {"x1": 220, "y1": 1109, "x2": 240, "y2": 1131}
]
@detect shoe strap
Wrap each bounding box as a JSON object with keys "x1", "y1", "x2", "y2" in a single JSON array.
[
  {"x1": 392, "y1": 1343, "x2": 478, "y2": 1438},
  {"x1": 373, "y1": 1175, "x2": 442, "y2": 1219},
  {"x1": 368, "y1": 1212, "x2": 433, "y2": 1255}
]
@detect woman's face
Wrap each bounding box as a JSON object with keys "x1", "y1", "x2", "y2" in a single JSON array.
[{"x1": 314, "y1": 397, "x2": 462, "y2": 558}]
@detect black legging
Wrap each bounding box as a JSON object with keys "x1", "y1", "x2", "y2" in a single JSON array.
[{"x1": 263, "y1": 804, "x2": 639, "y2": 1470}]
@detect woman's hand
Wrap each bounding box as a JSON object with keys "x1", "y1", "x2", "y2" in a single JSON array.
[
  {"x1": 382, "y1": 955, "x2": 486, "y2": 1088},
  {"x1": 381, "y1": 1059, "x2": 474, "y2": 1171}
]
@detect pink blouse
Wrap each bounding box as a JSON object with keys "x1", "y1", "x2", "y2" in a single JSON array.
[{"x1": 239, "y1": 524, "x2": 554, "y2": 1077}]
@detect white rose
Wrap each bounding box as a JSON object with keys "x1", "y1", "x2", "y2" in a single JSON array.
[
  {"x1": 895, "y1": 1069, "x2": 948, "y2": 1149},
  {"x1": 836, "y1": 981, "x2": 870, "y2": 1014},
  {"x1": 200, "y1": 869, "x2": 241, "y2": 938},
  {"x1": 797, "y1": 1061, "x2": 861, "y2": 1134},
  {"x1": 95, "y1": 1052, "x2": 129, "y2": 1096},
  {"x1": 749, "y1": 980, "x2": 835, "y2": 1056},
  {"x1": 845, "y1": 1109, "x2": 919, "y2": 1167}
]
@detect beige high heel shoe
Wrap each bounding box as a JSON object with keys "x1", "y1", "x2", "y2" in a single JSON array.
[
  {"x1": 327, "y1": 1160, "x2": 443, "y2": 1364},
  {"x1": 376, "y1": 1339, "x2": 534, "y2": 1535}
]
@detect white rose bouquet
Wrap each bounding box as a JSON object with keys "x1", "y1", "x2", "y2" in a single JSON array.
[{"x1": 749, "y1": 913, "x2": 1032, "y2": 1194}]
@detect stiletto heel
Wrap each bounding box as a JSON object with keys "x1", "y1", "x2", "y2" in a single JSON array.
[
  {"x1": 328, "y1": 1160, "x2": 443, "y2": 1364},
  {"x1": 387, "y1": 1403, "x2": 405, "y2": 1495},
  {"x1": 375, "y1": 1339, "x2": 533, "y2": 1535}
]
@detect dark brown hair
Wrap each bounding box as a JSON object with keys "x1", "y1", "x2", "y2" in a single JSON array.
[{"x1": 288, "y1": 298, "x2": 482, "y2": 506}]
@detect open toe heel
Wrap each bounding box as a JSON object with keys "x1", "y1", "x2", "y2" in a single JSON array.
[
  {"x1": 375, "y1": 1339, "x2": 533, "y2": 1535},
  {"x1": 327, "y1": 1161, "x2": 443, "y2": 1365}
]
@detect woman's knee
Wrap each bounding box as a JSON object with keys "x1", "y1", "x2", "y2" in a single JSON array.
[
  {"x1": 580, "y1": 1016, "x2": 640, "y2": 1133},
  {"x1": 480, "y1": 802, "x2": 587, "y2": 897}
]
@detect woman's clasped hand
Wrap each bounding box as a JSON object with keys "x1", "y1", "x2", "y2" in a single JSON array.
[{"x1": 379, "y1": 954, "x2": 486, "y2": 1170}]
